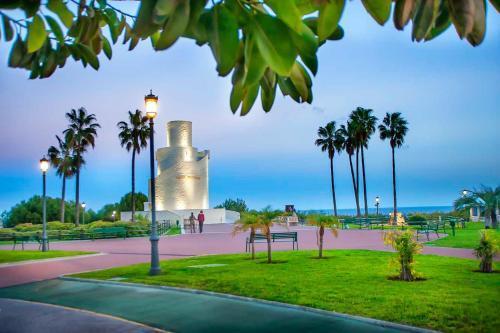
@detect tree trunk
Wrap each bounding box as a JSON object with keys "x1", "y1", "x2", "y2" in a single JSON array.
[
  {"x1": 131, "y1": 148, "x2": 136, "y2": 223},
  {"x1": 480, "y1": 257, "x2": 493, "y2": 273},
  {"x1": 330, "y1": 157, "x2": 337, "y2": 216},
  {"x1": 349, "y1": 154, "x2": 360, "y2": 217},
  {"x1": 392, "y1": 147, "x2": 398, "y2": 224},
  {"x1": 319, "y1": 225, "x2": 324, "y2": 258},
  {"x1": 250, "y1": 227, "x2": 256, "y2": 260},
  {"x1": 267, "y1": 231, "x2": 272, "y2": 263},
  {"x1": 355, "y1": 147, "x2": 361, "y2": 217},
  {"x1": 75, "y1": 153, "x2": 80, "y2": 226},
  {"x1": 60, "y1": 174, "x2": 66, "y2": 223},
  {"x1": 491, "y1": 209, "x2": 498, "y2": 229},
  {"x1": 361, "y1": 146, "x2": 368, "y2": 217}
]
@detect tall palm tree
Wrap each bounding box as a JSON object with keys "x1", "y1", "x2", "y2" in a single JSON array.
[
  {"x1": 338, "y1": 122, "x2": 361, "y2": 216},
  {"x1": 455, "y1": 186, "x2": 499, "y2": 229},
  {"x1": 47, "y1": 135, "x2": 75, "y2": 223},
  {"x1": 117, "y1": 110, "x2": 150, "y2": 222},
  {"x1": 350, "y1": 107, "x2": 378, "y2": 217},
  {"x1": 378, "y1": 112, "x2": 408, "y2": 220},
  {"x1": 315, "y1": 121, "x2": 342, "y2": 216},
  {"x1": 64, "y1": 108, "x2": 100, "y2": 226}
]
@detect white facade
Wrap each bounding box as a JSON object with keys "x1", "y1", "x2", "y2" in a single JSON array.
[{"x1": 151, "y1": 121, "x2": 209, "y2": 211}]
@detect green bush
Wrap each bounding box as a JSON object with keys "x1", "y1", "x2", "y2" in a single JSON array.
[
  {"x1": 86, "y1": 221, "x2": 115, "y2": 229},
  {"x1": 408, "y1": 215, "x2": 426, "y2": 222},
  {"x1": 0, "y1": 228, "x2": 15, "y2": 235},
  {"x1": 13, "y1": 223, "x2": 42, "y2": 232},
  {"x1": 47, "y1": 221, "x2": 75, "y2": 230},
  {"x1": 474, "y1": 231, "x2": 498, "y2": 273},
  {"x1": 113, "y1": 221, "x2": 149, "y2": 236}
]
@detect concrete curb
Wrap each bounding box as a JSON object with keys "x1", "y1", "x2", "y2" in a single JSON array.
[
  {"x1": 0, "y1": 253, "x2": 105, "y2": 268},
  {"x1": 60, "y1": 276, "x2": 440, "y2": 333}
]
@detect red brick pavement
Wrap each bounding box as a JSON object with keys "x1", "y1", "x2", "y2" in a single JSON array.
[{"x1": 0, "y1": 225, "x2": 476, "y2": 288}]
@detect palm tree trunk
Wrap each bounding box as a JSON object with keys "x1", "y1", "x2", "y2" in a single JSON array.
[
  {"x1": 267, "y1": 231, "x2": 272, "y2": 263},
  {"x1": 319, "y1": 225, "x2": 324, "y2": 258},
  {"x1": 391, "y1": 146, "x2": 398, "y2": 223},
  {"x1": 355, "y1": 147, "x2": 361, "y2": 217},
  {"x1": 361, "y1": 146, "x2": 368, "y2": 217},
  {"x1": 75, "y1": 152, "x2": 80, "y2": 226},
  {"x1": 60, "y1": 174, "x2": 66, "y2": 223},
  {"x1": 491, "y1": 209, "x2": 498, "y2": 229},
  {"x1": 75, "y1": 167, "x2": 80, "y2": 226},
  {"x1": 131, "y1": 148, "x2": 136, "y2": 223},
  {"x1": 349, "y1": 154, "x2": 360, "y2": 217},
  {"x1": 330, "y1": 157, "x2": 337, "y2": 216}
]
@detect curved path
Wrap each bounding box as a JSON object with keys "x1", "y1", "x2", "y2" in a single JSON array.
[
  {"x1": 0, "y1": 278, "x2": 434, "y2": 333},
  {"x1": 0, "y1": 224, "x2": 475, "y2": 288}
]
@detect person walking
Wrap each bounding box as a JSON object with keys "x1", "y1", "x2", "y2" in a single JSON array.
[
  {"x1": 189, "y1": 212, "x2": 196, "y2": 233},
  {"x1": 198, "y1": 210, "x2": 205, "y2": 233}
]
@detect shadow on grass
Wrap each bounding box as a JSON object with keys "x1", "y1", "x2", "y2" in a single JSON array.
[
  {"x1": 387, "y1": 276, "x2": 427, "y2": 282},
  {"x1": 311, "y1": 256, "x2": 332, "y2": 260},
  {"x1": 257, "y1": 260, "x2": 288, "y2": 264}
]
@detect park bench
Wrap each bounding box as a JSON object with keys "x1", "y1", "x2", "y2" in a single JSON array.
[
  {"x1": 245, "y1": 232, "x2": 298, "y2": 252},
  {"x1": 0, "y1": 233, "x2": 48, "y2": 250},
  {"x1": 411, "y1": 220, "x2": 451, "y2": 241},
  {"x1": 91, "y1": 227, "x2": 126, "y2": 240}
]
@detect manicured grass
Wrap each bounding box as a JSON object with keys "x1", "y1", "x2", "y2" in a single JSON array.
[
  {"x1": 0, "y1": 250, "x2": 94, "y2": 264},
  {"x1": 73, "y1": 250, "x2": 499, "y2": 332},
  {"x1": 426, "y1": 222, "x2": 499, "y2": 249},
  {"x1": 165, "y1": 226, "x2": 181, "y2": 235}
]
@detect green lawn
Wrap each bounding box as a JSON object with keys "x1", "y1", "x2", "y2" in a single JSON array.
[
  {"x1": 165, "y1": 226, "x2": 181, "y2": 235},
  {"x1": 426, "y1": 222, "x2": 499, "y2": 249},
  {"x1": 0, "y1": 250, "x2": 94, "y2": 264},
  {"x1": 73, "y1": 250, "x2": 500, "y2": 333}
]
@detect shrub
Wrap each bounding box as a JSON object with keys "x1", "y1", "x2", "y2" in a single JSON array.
[
  {"x1": 384, "y1": 230, "x2": 422, "y2": 281},
  {"x1": 86, "y1": 221, "x2": 115, "y2": 229},
  {"x1": 474, "y1": 231, "x2": 498, "y2": 273},
  {"x1": 47, "y1": 221, "x2": 75, "y2": 230},
  {"x1": 408, "y1": 215, "x2": 426, "y2": 222},
  {"x1": 13, "y1": 223, "x2": 42, "y2": 232}
]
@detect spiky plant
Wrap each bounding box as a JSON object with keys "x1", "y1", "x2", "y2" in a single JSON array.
[
  {"x1": 233, "y1": 212, "x2": 264, "y2": 260},
  {"x1": 306, "y1": 214, "x2": 339, "y2": 258},
  {"x1": 474, "y1": 231, "x2": 498, "y2": 273},
  {"x1": 384, "y1": 230, "x2": 422, "y2": 281}
]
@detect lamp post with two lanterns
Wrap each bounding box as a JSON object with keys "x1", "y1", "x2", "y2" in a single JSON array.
[
  {"x1": 39, "y1": 157, "x2": 50, "y2": 252},
  {"x1": 145, "y1": 90, "x2": 161, "y2": 276},
  {"x1": 375, "y1": 196, "x2": 380, "y2": 216},
  {"x1": 82, "y1": 202, "x2": 86, "y2": 224}
]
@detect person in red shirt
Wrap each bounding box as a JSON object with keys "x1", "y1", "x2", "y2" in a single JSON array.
[{"x1": 197, "y1": 210, "x2": 205, "y2": 233}]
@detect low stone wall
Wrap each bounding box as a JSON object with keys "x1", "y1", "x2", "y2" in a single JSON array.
[{"x1": 121, "y1": 209, "x2": 239, "y2": 225}]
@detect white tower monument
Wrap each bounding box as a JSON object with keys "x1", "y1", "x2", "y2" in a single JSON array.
[{"x1": 152, "y1": 121, "x2": 209, "y2": 211}]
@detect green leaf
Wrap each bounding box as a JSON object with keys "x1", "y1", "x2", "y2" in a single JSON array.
[
  {"x1": 8, "y1": 37, "x2": 25, "y2": 68},
  {"x1": 447, "y1": 0, "x2": 475, "y2": 38},
  {"x1": 290, "y1": 22, "x2": 318, "y2": 75},
  {"x1": 129, "y1": 36, "x2": 140, "y2": 50},
  {"x1": 47, "y1": 0, "x2": 74, "y2": 28},
  {"x1": 266, "y1": 0, "x2": 302, "y2": 32},
  {"x1": 412, "y1": 0, "x2": 439, "y2": 42},
  {"x1": 295, "y1": 0, "x2": 318, "y2": 15},
  {"x1": 289, "y1": 62, "x2": 308, "y2": 100},
  {"x1": 361, "y1": 0, "x2": 392, "y2": 25},
  {"x1": 240, "y1": 83, "x2": 259, "y2": 116},
  {"x1": 394, "y1": 0, "x2": 416, "y2": 30},
  {"x1": 243, "y1": 33, "x2": 267, "y2": 86},
  {"x1": 27, "y1": 15, "x2": 48, "y2": 53},
  {"x1": 230, "y1": 81, "x2": 243, "y2": 113},
  {"x1": 2, "y1": 15, "x2": 14, "y2": 41},
  {"x1": 76, "y1": 44, "x2": 99, "y2": 70},
  {"x1": 466, "y1": 0, "x2": 486, "y2": 46},
  {"x1": 99, "y1": 36, "x2": 114, "y2": 56},
  {"x1": 252, "y1": 13, "x2": 297, "y2": 76},
  {"x1": 154, "y1": 0, "x2": 176, "y2": 24},
  {"x1": 424, "y1": 2, "x2": 451, "y2": 41},
  {"x1": 45, "y1": 15, "x2": 64, "y2": 43},
  {"x1": 41, "y1": 49, "x2": 57, "y2": 78},
  {"x1": 277, "y1": 76, "x2": 301, "y2": 102},
  {"x1": 156, "y1": 0, "x2": 190, "y2": 50},
  {"x1": 318, "y1": 0, "x2": 344, "y2": 41},
  {"x1": 104, "y1": 8, "x2": 119, "y2": 44},
  {"x1": 260, "y1": 68, "x2": 277, "y2": 112},
  {"x1": 133, "y1": 0, "x2": 161, "y2": 38},
  {"x1": 207, "y1": 4, "x2": 240, "y2": 76}
]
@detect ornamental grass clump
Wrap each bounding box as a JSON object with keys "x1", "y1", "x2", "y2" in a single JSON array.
[
  {"x1": 474, "y1": 231, "x2": 498, "y2": 273},
  {"x1": 307, "y1": 215, "x2": 340, "y2": 259},
  {"x1": 384, "y1": 230, "x2": 422, "y2": 281}
]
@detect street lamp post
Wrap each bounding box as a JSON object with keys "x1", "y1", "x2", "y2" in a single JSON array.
[
  {"x1": 39, "y1": 156, "x2": 50, "y2": 252},
  {"x1": 82, "y1": 202, "x2": 86, "y2": 225},
  {"x1": 375, "y1": 196, "x2": 380, "y2": 216},
  {"x1": 145, "y1": 90, "x2": 161, "y2": 276},
  {"x1": 112, "y1": 210, "x2": 116, "y2": 222}
]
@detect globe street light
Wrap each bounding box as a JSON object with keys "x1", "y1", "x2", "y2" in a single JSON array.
[
  {"x1": 375, "y1": 196, "x2": 380, "y2": 216},
  {"x1": 81, "y1": 202, "x2": 86, "y2": 224},
  {"x1": 39, "y1": 156, "x2": 50, "y2": 252},
  {"x1": 112, "y1": 210, "x2": 116, "y2": 222},
  {"x1": 145, "y1": 90, "x2": 161, "y2": 276}
]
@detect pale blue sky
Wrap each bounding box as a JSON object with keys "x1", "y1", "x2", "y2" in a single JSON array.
[{"x1": 0, "y1": 2, "x2": 499, "y2": 212}]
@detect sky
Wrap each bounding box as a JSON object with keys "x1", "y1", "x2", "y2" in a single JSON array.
[{"x1": 0, "y1": 2, "x2": 499, "y2": 213}]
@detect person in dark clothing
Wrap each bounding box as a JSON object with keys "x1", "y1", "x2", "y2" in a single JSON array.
[
  {"x1": 189, "y1": 212, "x2": 196, "y2": 233},
  {"x1": 197, "y1": 210, "x2": 205, "y2": 233}
]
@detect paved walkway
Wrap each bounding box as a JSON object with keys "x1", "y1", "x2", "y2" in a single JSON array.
[
  {"x1": 0, "y1": 224, "x2": 476, "y2": 288},
  {"x1": 0, "y1": 298, "x2": 164, "y2": 333},
  {"x1": 0, "y1": 278, "x2": 433, "y2": 333}
]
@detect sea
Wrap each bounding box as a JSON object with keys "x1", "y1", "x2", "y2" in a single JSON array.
[{"x1": 299, "y1": 206, "x2": 453, "y2": 216}]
